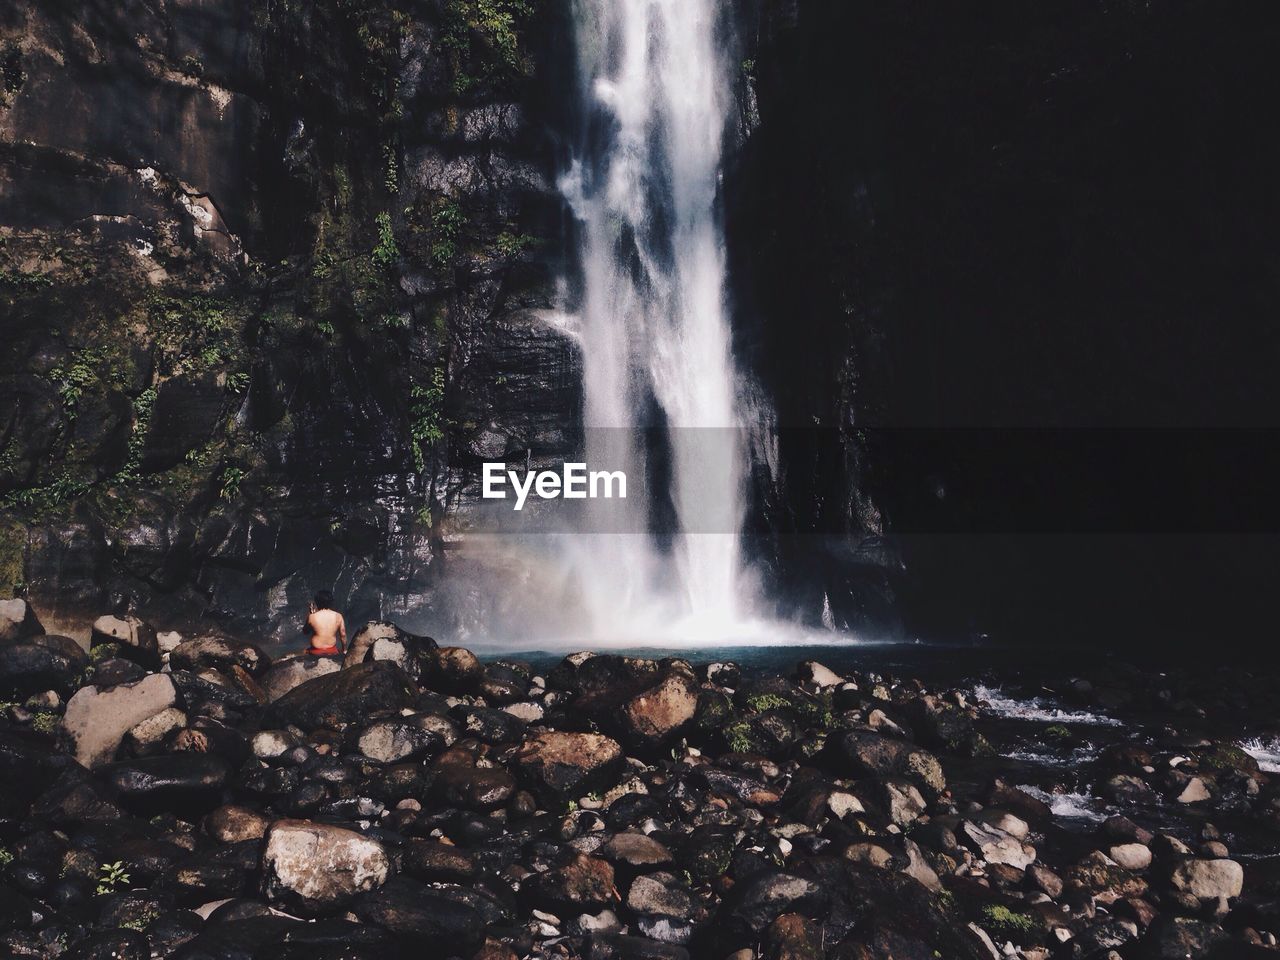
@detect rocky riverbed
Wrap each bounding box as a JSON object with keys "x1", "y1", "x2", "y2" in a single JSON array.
[{"x1": 1, "y1": 599, "x2": 1278, "y2": 959}]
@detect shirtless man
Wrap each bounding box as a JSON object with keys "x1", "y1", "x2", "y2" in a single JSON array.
[{"x1": 304, "y1": 589, "x2": 346, "y2": 656}]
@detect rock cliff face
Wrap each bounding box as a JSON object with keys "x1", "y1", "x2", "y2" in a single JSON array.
[
  {"x1": 0, "y1": 0, "x2": 579, "y2": 642},
  {"x1": 5, "y1": 1, "x2": 1275, "y2": 648},
  {"x1": 728, "y1": 0, "x2": 1280, "y2": 646}
]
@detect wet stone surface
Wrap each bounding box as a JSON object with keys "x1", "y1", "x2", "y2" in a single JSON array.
[{"x1": 2, "y1": 611, "x2": 1280, "y2": 958}]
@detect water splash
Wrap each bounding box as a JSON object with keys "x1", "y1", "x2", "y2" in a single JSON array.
[
  {"x1": 1241, "y1": 737, "x2": 1280, "y2": 773},
  {"x1": 1015, "y1": 784, "x2": 1109, "y2": 822},
  {"x1": 558, "y1": 0, "x2": 752, "y2": 639},
  {"x1": 971, "y1": 684, "x2": 1124, "y2": 727}
]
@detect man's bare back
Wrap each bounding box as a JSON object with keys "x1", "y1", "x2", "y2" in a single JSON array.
[{"x1": 305, "y1": 591, "x2": 346, "y2": 655}]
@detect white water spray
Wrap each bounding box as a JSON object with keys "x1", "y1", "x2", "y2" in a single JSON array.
[{"x1": 559, "y1": 0, "x2": 750, "y2": 636}]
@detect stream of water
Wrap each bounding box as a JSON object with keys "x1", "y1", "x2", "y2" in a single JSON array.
[{"x1": 558, "y1": 0, "x2": 752, "y2": 639}]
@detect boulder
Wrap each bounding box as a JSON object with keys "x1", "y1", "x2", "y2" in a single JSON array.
[
  {"x1": 837, "y1": 730, "x2": 946, "y2": 796},
  {"x1": 878, "y1": 778, "x2": 927, "y2": 827},
  {"x1": 263, "y1": 661, "x2": 416, "y2": 730},
  {"x1": 987, "y1": 778, "x2": 1053, "y2": 823},
  {"x1": 251, "y1": 729, "x2": 301, "y2": 761},
  {"x1": 698, "y1": 767, "x2": 783, "y2": 806},
  {"x1": 206, "y1": 805, "x2": 270, "y2": 843},
  {"x1": 0, "y1": 639, "x2": 86, "y2": 696},
  {"x1": 1169, "y1": 858, "x2": 1244, "y2": 901},
  {"x1": 1109, "y1": 843, "x2": 1153, "y2": 872},
  {"x1": 262, "y1": 819, "x2": 390, "y2": 915},
  {"x1": 1142, "y1": 917, "x2": 1230, "y2": 959},
  {"x1": 169, "y1": 636, "x2": 269, "y2": 676},
  {"x1": 959, "y1": 820, "x2": 1036, "y2": 870},
  {"x1": 431, "y1": 746, "x2": 517, "y2": 810},
  {"x1": 423, "y1": 646, "x2": 483, "y2": 694},
  {"x1": 91, "y1": 657, "x2": 147, "y2": 688},
  {"x1": 123, "y1": 707, "x2": 187, "y2": 752},
  {"x1": 169, "y1": 669, "x2": 259, "y2": 713},
  {"x1": 513, "y1": 731, "x2": 624, "y2": 803},
  {"x1": 0, "y1": 598, "x2": 44, "y2": 643},
  {"x1": 61, "y1": 673, "x2": 177, "y2": 768},
  {"x1": 1175, "y1": 776, "x2": 1212, "y2": 804},
  {"x1": 523, "y1": 852, "x2": 617, "y2": 913},
  {"x1": 342, "y1": 620, "x2": 438, "y2": 674},
  {"x1": 259, "y1": 655, "x2": 341, "y2": 702},
  {"x1": 622, "y1": 668, "x2": 699, "y2": 748},
  {"x1": 767, "y1": 914, "x2": 823, "y2": 960},
  {"x1": 101, "y1": 754, "x2": 231, "y2": 815},
  {"x1": 725, "y1": 871, "x2": 826, "y2": 934},
  {"x1": 601, "y1": 831, "x2": 674, "y2": 867},
  {"x1": 899, "y1": 695, "x2": 974, "y2": 751},
  {"x1": 480, "y1": 662, "x2": 529, "y2": 703},
  {"x1": 90, "y1": 615, "x2": 160, "y2": 668},
  {"x1": 627, "y1": 874, "x2": 695, "y2": 919},
  {"x1": 796, "y1": 661, "x2": 844, "y2": 688},
  {"x1": 451, "y1": 705, "x2": 526, "y2": 745},
  {"x1": 681, "y1": 826, "x2": 738, "y2": 883},
  {"x1": 844, "y1": 843, "x2": 895, "y2": 869},
  {"x1": 355, "y1": 877, "x2": 485, "y2": 953},
  {"x1": 401, "y1": 840, "x2": 477, "y2": 884},
  {"x1": 356, "y1": 714, "x2": 457, "y2": 763},
  {"x1": 1102, "y1": 774, "x2": 1156, "y2": 803}
]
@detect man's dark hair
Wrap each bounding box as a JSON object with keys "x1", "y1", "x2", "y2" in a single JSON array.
[{"x1": 313, "y1": 589, "x2": 336, "y2": 610}]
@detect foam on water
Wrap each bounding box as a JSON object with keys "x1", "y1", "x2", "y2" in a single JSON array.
[
  {"x1": 1006, "y1": 744, "x2": 1101, "y2": 767},
  {"x1": 1015, "y1": 784, "x2": 1108, "y2": 822},
  {"x1": 972, "y1": 684, "x2": 1123, "y2": 726},
  {"x1": 1241, "y1": 737, "x2": 1280, "y2": 773}
]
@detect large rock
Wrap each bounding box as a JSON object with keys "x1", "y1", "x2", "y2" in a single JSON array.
[
  {"x1": 343, "y1": 621, "x2": 438, "y2": 679},
  {"x1": 355, "y1": 877, "x2": 485, "y2": 953},
  {"x1": 959, "y1": 820, "x2": 1036, "y2": 870},
  {"x1": 356, "y1": 714, "x2": 457, "y2": 763},
  {"x1": 1141, "y1": 918, "x2": 1230, "y2": 959},
  {"x1": 523, "y1": 852, "x2": 617, "y2": 913},
  {"x1": 0, "y1": 638, "x2": 87, "y2": 696},
  {"x1": 169, "y1": 636, "x2": 269, "y2": 676},
  {"x1": 627, "y1": 874, "x2": 695, "y2": 920},
  {"x1": 90, "y1": 615, "x2": 160, "y2": 668},
  {"x1": 725, "y1": 871, "x2": 826, "y2": 934},
  {"x1": 262, "y1": 819, "x2": 390, "y2": 916},
  {"x1": 452, "y1": 705, "x2": 527, "y2": 744},
  {"x1": 259, "y1": 655, "x2": 341, "y2": 702},
  {"x1": 101, "y1": 754, "x2": 231, "y2": 815},
  {"x1": 206, "y1": 805, "x2": 270, "y2": 843},
  {"x1": 423, "y1": 646, "x2": 483, "y2": 694},
  {"x1": 567, "y1": 654, "x2": 660, "y2": 708},
  {"x1": 401, "y1": 840, "x2": 477, "y2": 884},
  {"x1": 621, "y1": 668, "x2": 699, "y2": 749},
  {"x1": 837, "y1": 730, "x2": 946, "y2": 795},
  {"x1": 123, "y1": 707, "x2": 187, "y2": 753},
  {"x1": 263, "y1": 661, "x2": 416, "y2": 730},
  {"x1": 878, "y1": 778, "x2": 927, "y2": 827},
  {"x1": 601, "y1": 831, "x2": 674, "y2": 868},
  {"x1": 513, "y1": 731, "x2": 624, "y2": 803},
  {"x1": 0, "y1": 598, "x2": 44, "y2": 642},
  {"x1": 1169, "y1": 858, "x2": 1244, "y2": 901},
  {"x1": 61, "y1": 673, "x2": 177, "y2": 768},
  {"x1": 796, "y1": 661, "x2": 845, "y2": 688},
  {"x1": 430, "y1": 746, "x2": 517, "y2": 811}
]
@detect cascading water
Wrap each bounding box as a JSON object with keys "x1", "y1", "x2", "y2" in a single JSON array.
[{"x1": 558, "y1": 0, "x2": 751, "y2": 637}]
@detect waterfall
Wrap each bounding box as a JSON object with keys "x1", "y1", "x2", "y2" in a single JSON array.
[{"x1": 559, "y1": 0, "x2": 750, "y2": 636}]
